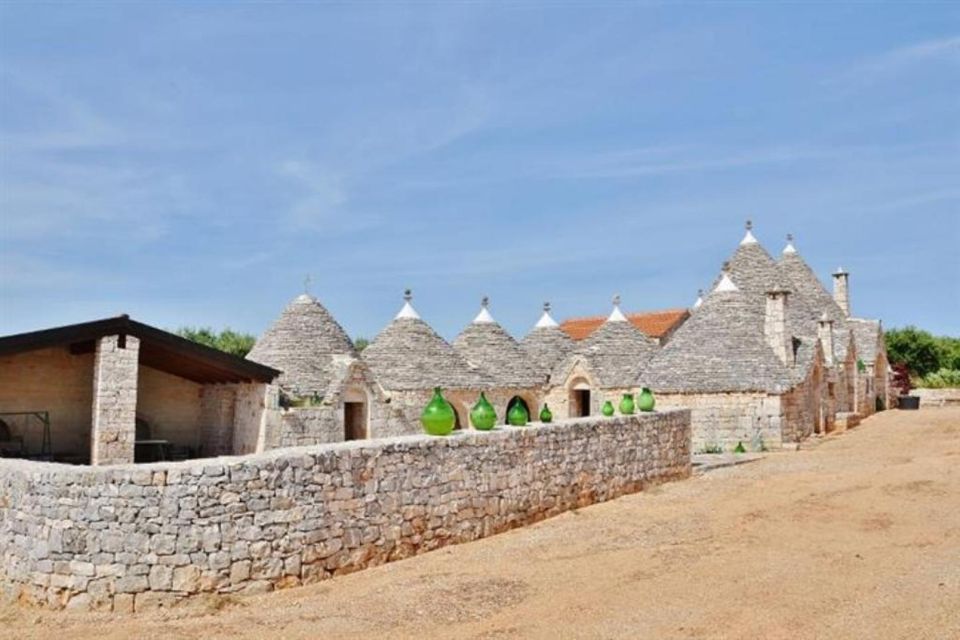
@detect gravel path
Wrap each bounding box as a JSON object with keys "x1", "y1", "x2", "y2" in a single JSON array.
[{"x1": 5, "y1": 407, "x2": 959, "y2": 639}]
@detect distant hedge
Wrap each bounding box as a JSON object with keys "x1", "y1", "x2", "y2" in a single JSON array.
[
  {"x1": 885, "y1": 326, "x2": 960, "y2": 377},
  {"x1": 175, "y1": 327, "x2": 256, "y2": 358}
]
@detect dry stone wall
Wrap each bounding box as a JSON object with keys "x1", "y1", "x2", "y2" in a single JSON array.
[{"x1": 0, "y1": 410, "x2": 690, "y2": 612}]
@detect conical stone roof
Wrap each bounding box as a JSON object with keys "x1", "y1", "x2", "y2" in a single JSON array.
[
  {"x1": 776, "y1": 242, "x2": 852, "y2": 360},
  {"x1": 712, "y1": 224, "x2": 829, "y2": 361},
  {"x1": 712, "y1": 226, "x2": 783, "y2": 300},
  {"x1": 247, "y1": 293, "x2": 357, "y2": 397},
  {"x1": 640, "y1": 279, "x2": 794, "y2": 393},
  {"x1": 362, "y1": 292, "x2": 490, "y2": 391},
  {"x1": 520, "y1": 302, "x2": 575, "y2": 376},
  {"x1": 556, "y1": 297, "x2": 659, "y2": 388},
  {"x1": 453, "y1": 298, "x2": 546, "y2": 388},
  {"x1": 848, "y1": 318, "x2": 883, "y2": 364}
]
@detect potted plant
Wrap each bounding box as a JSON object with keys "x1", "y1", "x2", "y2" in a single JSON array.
[{"x1": 892, "y1": 362, "x2": 919, "y2": 410}]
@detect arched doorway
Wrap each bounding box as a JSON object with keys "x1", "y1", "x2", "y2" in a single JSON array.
[
  {"x1": 568, "y1": 378, "x2": 591, "y2": 418},
  {"x1": 343, "y1": 386, "x2": 368, "y2": 441},
  {"x1": 505, "y1": 396, "x2": 531, "y2": 423},
  {"x1": 451, "y1": 404, "x2": 464, "y2": 430}
]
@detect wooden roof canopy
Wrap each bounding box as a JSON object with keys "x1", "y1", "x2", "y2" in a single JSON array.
[{"x1": 0, "y1": 315, "x2": 280, "y2": 385}]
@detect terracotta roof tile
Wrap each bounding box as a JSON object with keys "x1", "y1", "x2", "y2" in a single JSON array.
[{"x1": 560, "y1": 309, "x2": 690, "y2": 341}]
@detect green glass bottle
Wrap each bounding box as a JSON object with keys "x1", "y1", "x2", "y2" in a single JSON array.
[
  {"x1": 421, "y1": 387, "x2": 456, "y2": 436},
  {"x1": 619, "y1": 393, "x2": 635, "y2": 415},
  {"x1": 637, "y1": 387, "x2": 656, "y2": 412},
  {"x1": 539, "y1": 404, "x2": 553, "y2": 423},
  {"x1": 470, "y1": 392, "x2": 497, "y2": 431},
  {"x1": 507, "y1": 401, "x2": 529, "y2": 426},
  {"x1": 601, "y1": 400, "x2": 615, "y2": 417}
]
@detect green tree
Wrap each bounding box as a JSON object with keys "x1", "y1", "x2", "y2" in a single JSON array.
[
  {"x1": 354, "y1": 336, "x2": 370, "y2": 352},
  {"x1": 937, "y1": 336, "x2": 960, "y2": 370},
  {"x1": 175, "y1": 327, "x2": 256, "y2": 358},
  {"x1": 885, "y1": 326, "x2": 946, "y2": 376}
]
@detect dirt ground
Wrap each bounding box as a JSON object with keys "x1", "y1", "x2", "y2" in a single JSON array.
[{"x1": 4, "y1": 407, "x2": 959, "y2": 639}]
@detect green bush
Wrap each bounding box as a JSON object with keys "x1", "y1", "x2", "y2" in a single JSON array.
[
  {"x1": 885, "y1": 327, "x2": 942, "y2": 376},
  {"x1": 916, "y1": 368, "x2": 960, "y2": 389}
]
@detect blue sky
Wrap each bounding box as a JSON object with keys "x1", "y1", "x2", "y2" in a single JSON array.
[{"x1": 1, "y1": 3, "x2": 958, "y2": 341}]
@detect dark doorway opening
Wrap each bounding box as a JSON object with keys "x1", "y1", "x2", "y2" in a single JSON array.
[
  {"x1": 344, "y1": 402, "x2": 366, "y2": 441},
  {"x1": 451, "y1": 405, "x2": 463, "y2": 430},
  {"x1": 573, "y1": 389, "x2": 591, "y2": 417}
]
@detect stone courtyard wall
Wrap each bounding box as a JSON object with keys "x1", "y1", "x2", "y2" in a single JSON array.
[
  {"x1": 654, "y1": 392, "x2": 784, "y2": 452},
  {"x1": 911, "y1": 388, "x2": 960, "y2": 406},
  {"x1": 0, "y1": 410, "x2": 691, "y2": 612}
]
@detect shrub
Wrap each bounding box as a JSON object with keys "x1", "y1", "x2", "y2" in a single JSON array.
[
  {"x1": 917, "y1": 368, "x2": 960, "y2": 389},
  {"x1": 885, "y1": 327, "x2": 960, "y2": 376},
  {"x1": 891, "y1": 362, "x2": 912, "y2": 395}
]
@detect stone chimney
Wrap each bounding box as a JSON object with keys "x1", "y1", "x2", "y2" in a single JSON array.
[
  {"x1": 832, "y1": 267, "x2": 850, "y2": 316},
  {"x1": 818, "y1": 312, "x2": 835, "y2": 366},
  {"x1": 764, "y1": 287, "x2": 791, "y2": 365}
]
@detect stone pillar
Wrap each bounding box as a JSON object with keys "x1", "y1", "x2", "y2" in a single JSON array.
[
  {"x1": 764, "y1": 288, "x2": 791, "y2": 365},
  {"x1": 90, "y1": 334, "x2": 139, "y2": 465},
  {"x1": 817, "y1": 313, "x2": 835, "y2": 366},
  {"x1": 832, "y1": 268, "x2": 850, "y2": 317}
]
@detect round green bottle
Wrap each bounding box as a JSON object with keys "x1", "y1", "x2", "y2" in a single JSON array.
[
  {"x1": 421, "y1": 387, "x2": 456, "y2": 436},
  {"x1": 637, "y1": 387, "x2": 655, "y2": 412},
  {"x1": 507, "y1": 401, "x2": 529, "y2": 426},
  {"x1": 470, "y1": 392, "x2": 497, "y2": 431},
  {"x1": 539, "y1": 404, "x2": 553, "y2": 423},
  {"x1": 601, "y1": 400, "x2": 615, "y2": 417},
  {"x1": 619, "y1": 393, "x2": 635, "y2": 415}
]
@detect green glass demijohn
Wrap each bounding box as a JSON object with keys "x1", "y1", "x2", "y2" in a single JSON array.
[
  {"x1": 601, "y1": 400, "x2": 615, "y2": 417},
  {"x1": 470, "y1": 392, "x2": 497, "y2": 431},
  {"x1": 539, "y1": 403, "x2": 553, "y2": 423},
  {"x1": 619, "y1": 393, "x2": 635, "y2": 415},
  {"x1": 421, "y1": 387, "x2": 456, "y2": 436},
  {"x1": 637, "y1": 387, "x2": 656, "y2": 412},
  {"x1": 507, "y1": 401, "x2": 529, "y2": 426}
]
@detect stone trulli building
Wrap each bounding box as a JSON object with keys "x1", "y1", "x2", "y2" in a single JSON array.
[
  {"x1": 238, "y1": 221, "x2": 888, "y2": 452},
  {"x1": 246, "y1": 293, "x2": 402, "y2": 446},
  {"x1": 518, "y1": 302, "x2": 576, "y2": 383},
  {"x1": 641, "y1": 221, "x2": 890, "y2": 451},
  {"x1": 640, "y1": 268, "x2": 825, "y2": 451},
  {"x1": 360, "y1": 290, "x2": 495, "y2": 430},
  {"x1": 546, "y1": 296, "x2": 660, "y2": 418},
  {"x1": 452, "y1": 297, "x2": 548, "y2": 421}
]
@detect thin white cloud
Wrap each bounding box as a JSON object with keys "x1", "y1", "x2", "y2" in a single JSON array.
[{"x1": 830, "y1": 34, "x2": 960, "y2": 89}]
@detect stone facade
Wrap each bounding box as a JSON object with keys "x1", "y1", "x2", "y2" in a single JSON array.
[
  {"x1": 0, "y1": 410, "x2": 691, "y2": 611},
  {"x1": 91, "y1": 335, "x2": 140, "y2": 466}
]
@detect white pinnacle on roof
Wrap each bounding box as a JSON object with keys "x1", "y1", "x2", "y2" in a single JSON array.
[
  {"x1": 473, "y1": 296, "x2": 496, "y2": 324},
  {"x1": 783, "y1": 233, "x2": 797, "y2": 254},
  {"x1": 608, "y1": 294, "x2": 628, "y2": 322},
  {"x1": 714, "y1": 273, "x2": 739, "y2": 293},
  {"x1": 534, "y1": 301, "x2": 559, "y2": 328},
  {"x1": 395, "y1": 289, "x2": 421, "y2": 320},
  {"x1": 740, "y1": 219, "x2": 758, "y2": 245},
  {"x1": 692, "y1": 289, "x2": 704, "y2": 309}
]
